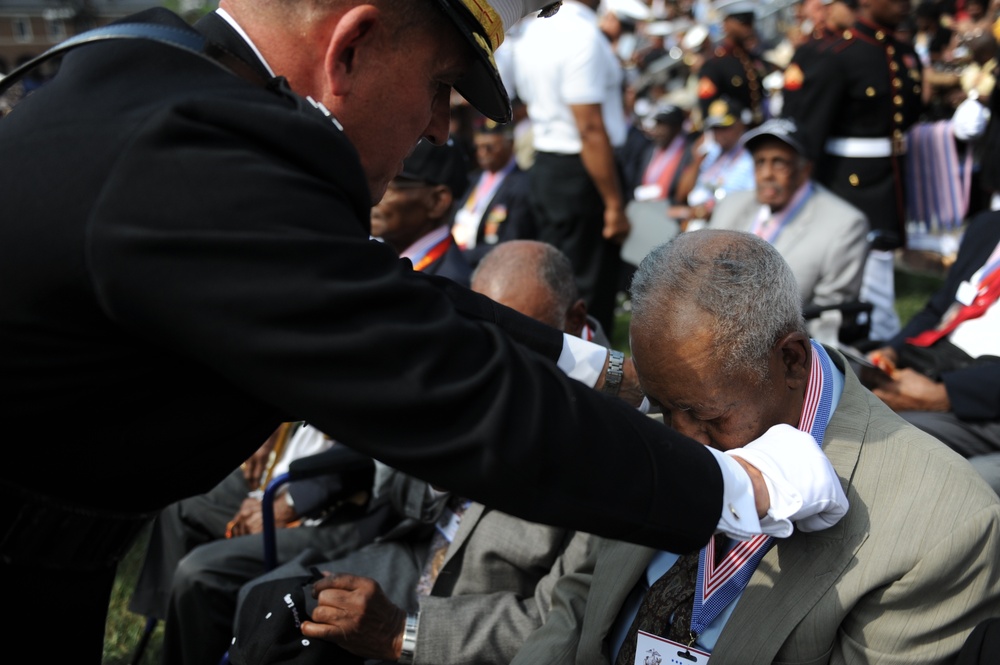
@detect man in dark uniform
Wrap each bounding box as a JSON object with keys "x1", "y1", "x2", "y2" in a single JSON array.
[
  {"x1": 0, "y1": 0, "x2": 848, "y2": 660},
  {"x1": 782, "y1": 0, "x2": 922, "y2": 250},
  {"x1": 451, "y1": 119, "x2": 535, "y2": 268},
  {"x1": 697, "y1": 0, "x2": 769, "y2": 126},
  {"x1": 372, "y1": 138, "x2": 473, "y2": 287},
  {"x1": 782, "y1": 0, "x2": 923, "y2": 339}
]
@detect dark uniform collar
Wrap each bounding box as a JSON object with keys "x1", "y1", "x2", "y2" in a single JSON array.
[
  {"x1": 194, "y1": 10, "x2": 273, "y2": 82},
  {"x1": 852, "y1": 17, "x2": 900, "y2": 45}
]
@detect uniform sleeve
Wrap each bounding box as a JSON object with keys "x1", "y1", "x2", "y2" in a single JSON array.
[{"x1": 87, "y1": 91, "x2": 725, "y2": 554}]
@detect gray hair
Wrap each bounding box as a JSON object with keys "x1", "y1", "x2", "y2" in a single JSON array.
[
  {"x1": 629, "y1": 230, "x2": 806, "y2": 383},
  {"x1": 472, "y1": 240, "x2": 579, "y2": 327}
]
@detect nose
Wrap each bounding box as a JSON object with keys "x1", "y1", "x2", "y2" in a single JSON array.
[
  {"x1": 668, "y1": 410, "x2": 710, "y2": 446},
  {"x1": 422, "y1": 87, "x2": 453, "y2": 146}
]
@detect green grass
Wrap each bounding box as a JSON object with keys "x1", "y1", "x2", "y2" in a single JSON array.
[
  {"x1": 105, "y1": 525, "x2": 163, "y2": 665},
  {"x1": 105, "y1": 267, "x2": 943, "y2": 663}
]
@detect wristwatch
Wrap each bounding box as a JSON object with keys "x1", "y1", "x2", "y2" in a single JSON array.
[
  {"x1": 602, "y1": 349, "x2": 625, "y2": 397},
  {"x1": 398, "y1": 612, "x2": 419, "y2": 664}
]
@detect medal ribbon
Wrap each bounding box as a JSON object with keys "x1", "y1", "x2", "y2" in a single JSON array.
[
  {"x1": 751, "y1": 182, "x2": 813, "y2": 244},
  {"x1": 408, "y1": 230, "x2": 454, "y2": 273},
  {"x1": 689, "y1": 340, "x2": 834, "y2": 637},
  {"x1": 906, "y1": 240, "x2": 1000, "y2": 347}
]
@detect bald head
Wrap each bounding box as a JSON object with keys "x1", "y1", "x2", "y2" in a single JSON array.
[
  {"x1": 629, "y1": 230, "x2": 806, "y2": 383},
  {"x1": 471, "y1": 240, "x2": 585, "y2": 334}
]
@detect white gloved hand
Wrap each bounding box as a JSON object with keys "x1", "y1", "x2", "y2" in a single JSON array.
[
  {"x1": 727, "y1": 424, "x2": 849, "y2": 535},
  {"x1": 952, "y1": 95, "x2": 991, "y2": 141}
]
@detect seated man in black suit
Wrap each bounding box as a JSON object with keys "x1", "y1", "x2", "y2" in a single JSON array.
[
  {"x1": 451, "y1": 119, "x2": 536, "y2": 268},
  {"x1": 372, "y1": 138, "x2": 473, "y2": 287},
  {"x1": 866, "y1": 209, "x2": 1000, "y2": 494}
]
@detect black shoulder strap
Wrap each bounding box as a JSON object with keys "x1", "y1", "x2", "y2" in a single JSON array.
[{"x1": 0, "y1": 21, "x2": 269, "y2": 97}]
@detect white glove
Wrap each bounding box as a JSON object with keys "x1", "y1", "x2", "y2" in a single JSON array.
[
  {"x1": 952, "y1": 95, "x2": 991, "y2": 141},
  {"x1": 727, "y1": 424, "x2": 849, "y2": 536}
]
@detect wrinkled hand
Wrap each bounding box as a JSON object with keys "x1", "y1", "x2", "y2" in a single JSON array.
[
  {"x1": 227, "y1": 496, "x2": 265, "y2": 537},
  {"x1": 872, "y1": 368, "x2": 950, "y2": 412},
  {"x1": 728, "y1": 424, "x2": 849, "y2": 535},
  {"x1": 602, "y1": 206, "x2": 631, "y2": 244},
  {"x1": 302, "y1": 573, "x2": 406, "y2": 661}
]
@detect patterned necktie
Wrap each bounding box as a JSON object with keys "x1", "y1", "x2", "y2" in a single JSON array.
[
  {"x1": 414, "y1": 496, "x2": 470, "y2": 597},
  {"x1": 614, "y1": 536, "x2": 726, "y2": 665}
]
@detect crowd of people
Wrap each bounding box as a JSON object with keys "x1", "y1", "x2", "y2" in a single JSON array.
[{"x1": 1, "y1": 0, "x2": 999, "y2": 663}]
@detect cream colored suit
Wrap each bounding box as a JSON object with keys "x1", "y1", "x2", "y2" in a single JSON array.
[
  {"x1": 710, "y1": 186, "x2": 869, "y2": 345},
  {"x1": 512, "y1": 349, "x2": 1000, "y2": 665}
]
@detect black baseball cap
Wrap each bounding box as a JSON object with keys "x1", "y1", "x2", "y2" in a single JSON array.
[
  {"x1": 399, "y1": 138, "x2": 470, "y2": 197},
  {"x1": 740, "y1": 117, "x2": 807, "y2": 155}
]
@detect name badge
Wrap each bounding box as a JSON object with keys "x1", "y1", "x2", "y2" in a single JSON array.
[
  {"x1": 634, "y1": 184, "x2": 662, "y2": 202},
  {"x1": 956, "y1": 279, "x2": 977, "y2": 306},
  {"x1": 635, "y1": 630, "x2": 711, "y2": 665}
]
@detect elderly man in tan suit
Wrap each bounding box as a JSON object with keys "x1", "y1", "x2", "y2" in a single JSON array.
[{"x1": 512, "y1": 230, "x2": 1000, "y2": 665}]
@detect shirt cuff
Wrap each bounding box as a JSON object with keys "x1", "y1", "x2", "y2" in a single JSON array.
[
  {"x1": 707, "y1": 447, "x2": 781, "y2": 540},
  {"x1": 557, "y1": 333, "x2": 607, "y2": 386}
]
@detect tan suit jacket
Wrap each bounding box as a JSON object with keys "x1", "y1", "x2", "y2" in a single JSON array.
[
  {"x1": 710, "y1": 186, "x2": 869, "y2": 345},
  {"x1": 513, "y1": 349, "x2": 1000, "y2": 665},
  {"x1": 415, "y1": 502, "x2": 594, "y2": 665}
]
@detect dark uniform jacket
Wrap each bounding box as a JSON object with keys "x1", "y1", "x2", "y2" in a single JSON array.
[
  {"x1": 0, "y1": 7, "x2": 725, "y2": 553},
  {"x1": 782, "y1": 18, "x2": 924, "y2": 249},
  {"x1": 697, "y1": 39, "x2": 769, "y2": 125},
  {"x1": 455, "y1": 166, "x2": 536, "y2": 268}
]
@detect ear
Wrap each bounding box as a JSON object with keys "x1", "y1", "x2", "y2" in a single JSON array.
[
  {"x1": 324, "y1": 5, "x2": 382, "y2": 96},
  {"x1": 564, "y1": 299, "x2": 588, "y2": 337},
  {"x1": 426, "y1": 186, "x2": 455, "y2": 220},
  {"x1": 777, "y1": 331, "x2": 811, "y2": 389}
]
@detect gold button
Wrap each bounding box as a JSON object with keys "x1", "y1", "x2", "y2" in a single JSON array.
[
  {"x1": 914, "y1": 85, "x2": 921, "y2": 94},
  {"x1": 894, "y1": 112, "x2": 903, "y2": 122},
  {"x1": 866, "y1": 86, "x2": 876, "y2": 97},
  {"x1": 890, "y1": 62, "x2": 899, "y2": 71},
  {"x1": 732, "y1": 75, "x2": 743, "y2": 86},
  {"x1": 844, "y1": 30, "x2": 853, "y2": 39},
  {"x1": 849, "y1": 174, "x2": 860, "y2": 186},
  {"x1": 886, "y1": 45, "x2": 895, "y2": 56},
  {"x1": 894, "y1": 95, "x2": 903, "y2": 105},
  {"x1": 747, "y1": 70, "x2": 757, "y2": 81},
  {"x1": 910, "y1": 69, "x2": 920, "y2": 79},
  {"x1": 893, "y1": 129, "x2": 904, "y2": 139},
  {"x1": 892, "y1": 78, "x2": 902, "y2": 89},
  {"x1": 876, "y1": 30, "x2": 885, "y2": 40}
]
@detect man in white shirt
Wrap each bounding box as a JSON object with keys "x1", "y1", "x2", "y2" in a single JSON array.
[{"x1": 513, "y1": 0, "x2": 631, "y2": 331}]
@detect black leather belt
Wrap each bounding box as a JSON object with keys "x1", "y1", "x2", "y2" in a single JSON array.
[{"x1": 1, "y1": 480, "x2": 153, "y2": 571}]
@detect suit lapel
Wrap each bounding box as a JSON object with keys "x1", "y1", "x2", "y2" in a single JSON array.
[
  {"x1": 712, "y1": 347, "x2": 870, "y2": 662},
  {"x1": 439, "y1": 500, "x2": 485, "y2": 570},
  {"x1": 585, "y1": 540, "x2": 656, "y2": 657},
  {"x1": 772, "y1": 191, "x2": 814, "y2": 255}
]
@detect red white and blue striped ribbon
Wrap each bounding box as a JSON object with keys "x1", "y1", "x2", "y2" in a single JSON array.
[{"x1": 689, "y1": 340, "x2": 835, "y2": 637}]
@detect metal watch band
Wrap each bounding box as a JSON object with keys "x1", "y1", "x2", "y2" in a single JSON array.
[
  {"x1": 602, "y1": 349, "x2": 625, "y2": 396},
  {"x1": 399, "y1": 612, "x2": 419, "y2": 664}
]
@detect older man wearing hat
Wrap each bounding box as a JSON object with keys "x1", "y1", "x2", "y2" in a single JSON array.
[
  {"x1": 709, "y1": 117, "x2": 870, "y2": 345},
  {"x1": 0, "y1": 0, "x2": 852, "y2": 659},
  {"x1": 672, "y1": 96, "x2": 755, "y2": 230}
]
